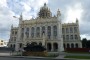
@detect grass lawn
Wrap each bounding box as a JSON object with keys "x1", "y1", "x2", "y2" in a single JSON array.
[
  {"x1": 65, "y1": 51, "x2": 90, "y2": 54},
  {"x1": 65, "y1": 56, "x2": 90, "y2": 59}
]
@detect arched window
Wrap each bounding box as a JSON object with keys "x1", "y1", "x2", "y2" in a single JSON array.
[
  {"x1": 53, "y1": 25, "x2": 57, "y2": 38},
  {"x1": 10, "y1": 44, "x2": 12, "y2": 48},
  {"x1": 21, "y1": 28, "x2": 24, "y2": 38},
  {"x1": 75, "y1": 35, "x2": 78, "y2": 40},
  {"x1": 75, "y1": 43, "x2": 78, "y2": 48},
  {"x1": 31, "y1": 27, "x2": 34, "y2": 38},
  {"x1": 66, "y1": 35, "x2": 69, "y2": 40},
  {"x1": 62, "y1": 28, "x2": 65, "y2": 33},
  {"x1": 47, "y1": 26, "x2": 51, "y2": 39},
  {"x1": 19, "y1": 43, "x2": 22, "y2": 48},
  {"x1": 63, "y1": 44, "x2": 66, "y2": 48},
  {"x1": 42, "y1": 26, "x2": 45, "y2": 36},
  {"x1": 70, "y1": 27, "x2": 73, "y2": 33},
  {"x1": 70, "y1": 35, "x2": 73, "y2": 40},
  {"x1": 13, "y1": 44, "x2": 15, "y2": 48},
  {"x1": 74, "y1": 27, "x2": 78, "y2": 33},
  {"x1": 47, "y1": 43, "x2": 51, "y2": 51},
  {"x1": 66, "y1": 28, "x2": 69, "y2": 33},
  {"x1": 67, "y1": 43, "x2": 70, "y2": 48},
  {"x1": 71, "y1": 43, "x2": 74, "y2": 48},
  {"x1": 36, "y1": 27, "x2": 40, "y2": 37},
  {"x1": 25, "y1": 28, "x2": 29, "y2": 38},
  {"x1": 53, "y1": 43, "x2": 58, "y2": 52}
]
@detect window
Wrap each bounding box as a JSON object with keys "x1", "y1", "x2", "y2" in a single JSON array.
[
  {"x1": 66, "y1": 35, "x2": 69, "y2": 40},
  {"x1": 53, "y1": 26, "x2": 57, "y2": 38},
  {"x1": 63, "y1": 35, "x2": 65, "y2": 40},
  {"x1": 75, "y1": 35, "x2": 78, "y2": 39},
  {"x1": 31, "y1": 27, "x2": 34, "y2": 38},
  {"x1": 1, "y1": 43, "x2": 3, "y2": 45},
  {"x1": 70, "y1": 35, "x2": 73, "y2": 40},
  {"x1": 62, "y1": 28, "x2": 65, "y2": 34},
  {"x1": 14, "y1": 37, "x2": 16, "y2": 41},
  {"x1": 15, "y1": 31, "x2": 17, "y2": 35},
  {"x1": 70, "y1": 27, "x2": 73, "y2": 33},
  {"x1": 74, "y1": 27, "x2": 78, "y2": 33},
  {"x1": 42, "y1": 26, "x2": 45, "y2": 35},
  {"x1": 21, "y1": 28, "x2": 24, "y2": 38},
  {"x1": 1, "y1": 40, "x2": 3, "y2": 42},
  {"x1": 12, "y1": 31, "x2": 14, "y2": 35},
  {"x1": 36, "y1": 27, "x2": 40, "y2": 37},
  {"x1": 25, "y1": 28, "x2": 29, "y2": 38},
  {"x1": 66, "y1": 28, "x2": 69, "y2": 33},
  {"x1": 21, "y1": 28, "x2": 24, "y2": 33},
  {"x1": 47, "y1": 26, "x2": 51, "y2": 39}
]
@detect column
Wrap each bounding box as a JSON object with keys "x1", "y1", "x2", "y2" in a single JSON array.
[
  {"x1": 15, "y1": 43, "x2": 19, "y2": 51},
  {"x1": 45, "y1": 26, "x2": 47, "y2": 39},
  {"x1": 51, "y1": 26, "x2": 53, "y2": 40},
  {"x1": 51, "y1": 43, "x2": 53, "y2": 52},
  {"x1": 34, "y1": 27, "x2": 36, "y2": 38},
  {"x1": 29, "y1": 27, "x2": 31, "y2": 38},
  {"x1": 40, "y1": 27, "x2": 42, "y2": 38}
]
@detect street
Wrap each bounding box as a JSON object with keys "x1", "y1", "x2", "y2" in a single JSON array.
[
  {"x1": 0, "y1": 57, "x2": 42, "y2": 60},
  {"x1": 0, "y1": 56, "x2": 72, "y2": 60}
]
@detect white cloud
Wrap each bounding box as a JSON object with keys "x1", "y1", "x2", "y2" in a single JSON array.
[
  {"x1": 0, "y1": 0, "x2": 7, "y2": 7},
  {"x1": 65, "y1": 3, "x2": 83, "y2": 23},
  {"x1": 81, "y1": 34, "x2": 90, "y2": 40}
]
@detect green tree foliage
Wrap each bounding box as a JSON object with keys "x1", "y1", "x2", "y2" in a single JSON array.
[
  {"x1": 82, "y1": 38, "x2": 90, "y2": 48},
  {"x1": 24, "y1": 43, "x2": 46, "y2": 52}
]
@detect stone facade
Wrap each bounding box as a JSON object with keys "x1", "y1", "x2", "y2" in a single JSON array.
[{"x1": 8, "y1": 3, "x2": 82, "y2": 52}]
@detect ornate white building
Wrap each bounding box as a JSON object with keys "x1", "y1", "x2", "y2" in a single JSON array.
[{"x1": 8, "y1": 3, "x2": 82, "y2": 52}]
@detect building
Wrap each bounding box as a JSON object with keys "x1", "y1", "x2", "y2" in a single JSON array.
[
  {"x1": 0, "y1": 39, "x2": 8, "y2": 47},
  {"x1": 8, "y1": 3, "x2": 82, "y2": 52}
]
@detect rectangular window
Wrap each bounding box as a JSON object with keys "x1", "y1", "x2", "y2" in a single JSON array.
[
  {"x1": 15, "y1": 31, "x2": 17, "y2": 35},
  {"x1": 74, "y1": 27, "x2": 78, "y2": 33},
  {"x1": 66, "y1": 35, "x2": 69, "y2": 40},
  {"x1": 66, "y1": 28, "x2": 69, "y2": 33},
  {"x1": 1, "y1": 43, "x2": 3, "y2": 45},
  {"x1": 75, "y1": 35, "x2": 78, "y2": 39},
  {"x1": 70, "y1": 35, "x2": 73, "y2": 40},
  {"x1": 63, "y1": 35, "x2": 65, "y2": 40},
  {"x1": 70, "y1": 27, "x2": 73, "y2": 33},
  {"x1": 62, "y1": 28, "x2": 65, "y2": 34}
]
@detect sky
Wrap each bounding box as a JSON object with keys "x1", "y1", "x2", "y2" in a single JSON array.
[{"x1": 0, "y1": 0, "x2": 90, "y2": 41}]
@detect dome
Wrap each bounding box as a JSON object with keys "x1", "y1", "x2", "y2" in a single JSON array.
[{"x1": 38, "y1": 3, "x2": 52, "y2": 18}]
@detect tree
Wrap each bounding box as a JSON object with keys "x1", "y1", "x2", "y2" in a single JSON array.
[
  {"x1": 82, "y1": 38, "x2": 87, "y2": 48},
  {"x1": 24, "y1": 43, "x2": 46, "y2": 52}
]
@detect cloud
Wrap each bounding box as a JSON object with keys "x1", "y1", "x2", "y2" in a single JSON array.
[{"x1": 0, "y1": 0, "x2": 90, "y2": 41}]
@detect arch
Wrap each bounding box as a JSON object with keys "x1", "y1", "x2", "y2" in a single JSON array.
[
  {"x1": 71, "y1": 43, "x2": 74, "y2": 48},
  {"x1": 75, "y1": 43, "x2": 78, "y2": 48},
  {"x1": 53, "y1": 43, "x2": 58, "y2": 52},
  {"x1": 47, "y1": 43, "x2": 51, "y2": 51},
  {"x1": 53, "y1": 25, "x2": 57, "y2": 38},
  {"x1": 63, "y1": 43, "x2": 66, "y2": 48},
  {"x1": 13, "y1": 44, "x2": 15, "y2": 48},
  {"x1": 10, "y1": 44, "x2": 12, "y2": 48},
  {"x1": 67, "y1": 43, "x2": 70, "y2": 48}
]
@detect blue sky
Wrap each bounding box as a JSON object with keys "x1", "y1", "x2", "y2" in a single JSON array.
[{"x1": 0, "y1": 0, "x2": 90, "y2": 41}]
